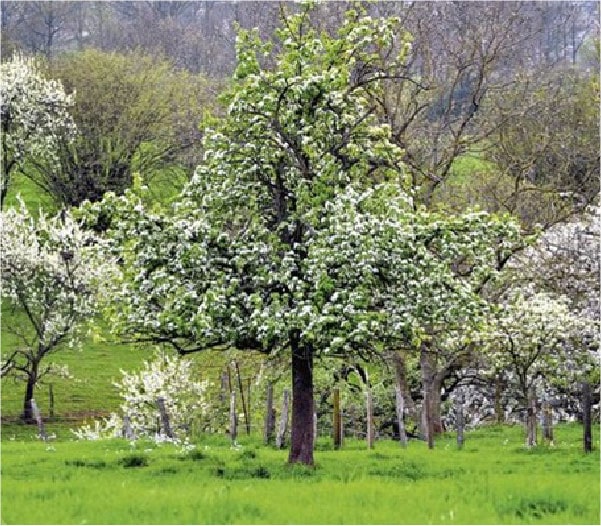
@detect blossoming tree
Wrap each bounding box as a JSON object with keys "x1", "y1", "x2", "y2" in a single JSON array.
[
  {"x1": 0, "y1": 53, "x2": 77, "y2": 209},
  {"x1": 91, "y1": 6, "x2": 522, "y2": 464},
  {"x1": 0, "y1": 199, "x2": 115, "y2": 422}
]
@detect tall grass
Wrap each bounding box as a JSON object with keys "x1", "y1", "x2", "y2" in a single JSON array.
[{"x1": 1, "y1": 425, "x2": 598, "y2": 524}]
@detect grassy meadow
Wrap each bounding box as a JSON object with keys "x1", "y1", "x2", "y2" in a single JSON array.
[
  {"x1": 2, "y1": 158, "x2": 599, "y2": 525},
  {"x1": 1, "y1": 424, "x2": 599, "y2": 524}
]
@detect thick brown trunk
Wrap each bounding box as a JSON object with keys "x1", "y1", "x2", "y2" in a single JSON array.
[
  {"x1": 420, "y1": 347, "x2": 444, "y2": 441},
  {"x1": 429, "y1": 377, "x2": 444, "y2": 434},
  {"x1": 288, "y1": 338, "x2": 314, "y2": 465}
]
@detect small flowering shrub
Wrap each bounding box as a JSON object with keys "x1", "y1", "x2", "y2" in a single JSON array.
[{"x1": 73, "y1": 351, "x2": 209, "y2": 444}]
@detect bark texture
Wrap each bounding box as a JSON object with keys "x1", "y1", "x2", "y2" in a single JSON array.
[{"x1": 288, "y1": 340, "x2": 314, "y2": 465}]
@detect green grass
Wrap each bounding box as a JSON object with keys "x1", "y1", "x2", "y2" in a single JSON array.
[
  {"x1": 3, "y1": 172, "x2": 57, "y2": 215},
  {"x1": 1, "y1": 425, "x2": 598, "y2": 524}
]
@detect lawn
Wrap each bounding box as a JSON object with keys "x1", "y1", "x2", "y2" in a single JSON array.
[{"x1": 1, "y1": 424, "x2": 598, "y2": 524}]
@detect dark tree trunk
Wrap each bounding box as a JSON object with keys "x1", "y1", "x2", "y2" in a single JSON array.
[
  {"x1": 582, "y1": 382, "x2": 592, "y2": 453},
  {"x1": 288, "y1": 337, "x2": 314, "y2": 465},
  {"x1": 22, "y1": 372, "x2": 37, "y2": 424}
]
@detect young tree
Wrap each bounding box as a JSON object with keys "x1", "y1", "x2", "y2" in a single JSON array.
[
  {"x1": 0, "y1": 199, "x2": 115, "y2": 422},
  {"x1": 91, "y1": 6, "x2": 522, "y2": 464},
  {"x1": 484, "y1": 288, "x2": 593, "y2": 411},
  {"x1": 0, "y1": 53, "x2": 76, "y2": 209}
]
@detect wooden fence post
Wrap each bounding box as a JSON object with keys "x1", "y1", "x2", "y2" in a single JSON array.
[
  {"x1": 156, "y1": 397, "x2": 174, "y2": 439},
  {"x1": 313, "y1": 410, "x2": 318, "y2": 443},
  {"x1": 234, "y1": 361, "x2": 250, "y2": 435},
  {"x1": 263, "y1": 383, "x2": 275, "y2": 445},
  {"x1": 275, "y1": 389, "x2": 290, "y2": 449},
  {"x1": 220, "y1": 370, "x2": 229, "y2": 403},
  {"x1": 48, "y1": 384, "x2": 55, "y2": 419},
  {"x1": 456, "y1": 395, "x2": 464, "y2": 450},
  {"x1": 122, "y1": 415, "x2": 135, "y2": 440},
  {"x1": 333, "y1": 388, "x2": 342, "y2": 449},
  {"x1": 395, "y1": 384, "x2": 407, "y2": 448},
  {"x1": 229, "y1": 390, "x2": 237, "y2": 444},
  {"x1": 542, "y1": 399, "x2": 554, "y2": 445},
  {"x1": 526, "y1": 387, "x2": 537, "y2": 447},
  {"x1": 366, "y1": 388, "x2": 374, "y2": 449},
  {"x1": 582, "y1": 382, "x2": 592, "y2": 453},
  {"x1": 31, "y1": 399, "x2": 47, "y2": 441},
  {"x1": 247, "y1": 377, "x2": 252, "y2": 435}
]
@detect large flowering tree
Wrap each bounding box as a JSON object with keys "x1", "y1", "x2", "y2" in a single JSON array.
[
  {"x1": 0, "y1": 199, "x2": 115, "y2": 422},
  {"x1": 0, "y1": 53, "x2": 77, "y2": 209},
  {"x1": 90, "y1": 6, "x2": 522, "y2": 464}
]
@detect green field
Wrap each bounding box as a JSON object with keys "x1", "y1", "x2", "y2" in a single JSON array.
[{"x1": 1, "y1": 424, "x2": 599, "y2": 524}]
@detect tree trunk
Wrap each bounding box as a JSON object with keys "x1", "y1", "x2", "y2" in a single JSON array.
[
  {"x1": 420, "y1": 347, "x2": 442, "y2": 444},
  {"x1": 333, "y1": 388, "x2": 342, "y2": 449},
  {"x1": 429, "y1": 377, "x2": 444, "y2": 434},
  {"x1": 288, "y1": 339, "x2": 314, "y2": 465},
  {"x1": 22, "y1": 365, "x2": 39, "y2": 424},
  {"x1": 494, "y1": 374, "x2": 504, "y2": 424},
  {"x1": 582, "y1": 382, "x2": 592, "y2": 453},
  {"x1": 391, "y1": 350, "x2": 418, "y2": 423},
  {"x1": 526, "y1": 387, "x2": 537, "y2": 448},
  {"x1": 394, "y1": 384, "x2": 407, "y2": 448}
]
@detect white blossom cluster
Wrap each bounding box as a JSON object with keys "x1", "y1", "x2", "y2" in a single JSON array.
[
  {"x1": 72, "y1": 351, "x2": 209, "y2": 444},
  {"x1": 1, "y1": 53, "x2": 77, "y2": 173},
  {"x1": 1, "y1": 198, "x2": 117, "y2": 354},
  {"x1": 80, "y1": 10, "x2": 524, "y2": 375}
]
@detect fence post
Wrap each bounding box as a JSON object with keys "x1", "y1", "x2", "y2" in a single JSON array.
[
  {"x1": 542, "y1": 399, "x2": 554, "y2": 445},
  {"x1": 234, "y1": 361, "x2": 250, "y2": 435},
  {"x1": 220, "y1": 370, "x2": 229, "y2": 403},
  {"x1": 366, "y1": 388, "x2": 374, "y2": 449},
  {"x1": 229, "y1": 390, "x2": 237, "y2": 444},
  {"x1": 31, "y1": 398, "x2": 48, "y2": 442},
  {"x1": 582, "y1": 382, "x2": 592, "y2": 453},
  {"x1": 31, "y1": 399, "x2": 47, "y2": 441},
  {"x1": 48, "y1": 384, "x2": 55, "y2": 419},
  {"x1": 264, "y1": 383, "x2": 275, "y2": 445},
  {"x1": 333, "y1": 388, "x2": 342, "y2": 449},
  {"x1": 526, "y1": 387, "x2": 537, "y2": 447},
  {"x1": 275, "y1": 389, "x2": 290, "y2": 449},
  {"x1": 456, "y1": 395, "x2": 464, "y2": 450},
  {"x1": 395, "y1": 384, "x2": 407, "y2": 448},
  {"x1": 122, "y1": 415, "x2": 135, "y2": 440},
  {"x1": 156, "y1": 397, "x2": 174, "y2": 439},
  {"x1": 313, "y1": 410, "x2": 318, "y2": 443}
]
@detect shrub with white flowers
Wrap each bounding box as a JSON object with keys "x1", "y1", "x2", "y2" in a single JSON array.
[
  {"x1": 72, "y1": 351, "x2": 210, "y2": 444},
  {"x1": 0, "y1": 53, "x2": 77, "y2": 208}
]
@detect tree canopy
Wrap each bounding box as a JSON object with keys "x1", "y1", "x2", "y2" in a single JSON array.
[{"x1": 84, "y1": 6, "x2": 526, "y2": 464}]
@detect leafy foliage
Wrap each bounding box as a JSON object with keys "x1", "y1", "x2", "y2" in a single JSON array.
[{"x1": 24, "y1": 49, "x2": 211, "y2": 207}]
